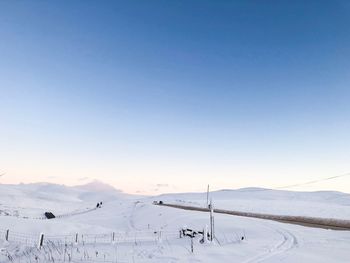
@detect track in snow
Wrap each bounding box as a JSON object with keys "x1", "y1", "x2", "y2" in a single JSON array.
[{"x1": 243, "y1": 223, "x2": 298, "y2": 263}]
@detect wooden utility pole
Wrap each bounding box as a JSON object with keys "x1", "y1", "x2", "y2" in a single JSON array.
[{"x1": 206, "y1": 185, "x2": 210, "y2": 207}]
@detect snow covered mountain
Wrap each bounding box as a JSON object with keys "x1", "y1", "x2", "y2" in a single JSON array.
[
  {"x1": 0, "y1": 181, "x2": 132, "y2": 218},
  {"x1": 1, "y1": 183, "x2": 350, "y2": 262}
]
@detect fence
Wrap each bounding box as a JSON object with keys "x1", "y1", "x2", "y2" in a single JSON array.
[
  {"x1": 0, "y1": 227, "x2": 181, "y2": 263},
  {"x1": 1, "y1": 227, "x2": 179, "y2": 247}
]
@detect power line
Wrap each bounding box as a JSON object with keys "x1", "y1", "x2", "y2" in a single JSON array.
[
  {"x1": 236, "y1": 172, "x2": 350, "y2": 193},
  {"x1": 274, "y1": 172, "x2": 350, "y2": 190}
]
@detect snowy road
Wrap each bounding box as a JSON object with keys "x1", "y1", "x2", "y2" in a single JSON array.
[{"x1": 156, "y1": 202, "x2": 350, "y2": 230}]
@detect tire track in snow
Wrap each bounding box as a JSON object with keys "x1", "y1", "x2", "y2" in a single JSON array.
[{"x1": 243, "y1": 222, "x2": 298, "y2": 263}]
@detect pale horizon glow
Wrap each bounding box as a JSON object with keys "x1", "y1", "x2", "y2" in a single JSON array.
[{"x1": 1, "y1": 1, "x2": 350, "y2": 195}]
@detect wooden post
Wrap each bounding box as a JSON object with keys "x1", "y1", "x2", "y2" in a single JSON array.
[
  {"x1": 71, "y1": 242, "x2": 73, "y2": 261},
  {"x1": 38, "y1": 233, "x2": 44, "y2": 249},
  {"x1": 5, "y1": 229, "x2": 9, "y2": 241},
  {"x1": 191, "y1": 237, "x2": 194, "y2": 253},
  {"x1": 112, "y1": 232, "x2": 115, "y2": 243},
  {"x1": 206, "y1": 184, "x2": 210, "y2": 207},
  {"x1": 75, "y1": 233, "x2": 78, "y2": 244},
  {"x1": 64, "y1": 242, "x2": 67, "y2": 262}
]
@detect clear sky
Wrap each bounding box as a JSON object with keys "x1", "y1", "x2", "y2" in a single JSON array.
[{"x1": 0, "y1": 1, "x2": 350, "y2": 194}]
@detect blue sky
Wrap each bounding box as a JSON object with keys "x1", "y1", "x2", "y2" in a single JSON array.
[{"x1": 1, "y1": 1, "x2": 350, "y2": 194}]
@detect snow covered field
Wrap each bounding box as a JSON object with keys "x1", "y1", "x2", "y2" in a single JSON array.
[{"x1": 1, "y1": 182, "x2": 350, "y2": 262}]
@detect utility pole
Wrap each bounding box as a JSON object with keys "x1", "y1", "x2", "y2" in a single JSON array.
[
  {"x1": 209, "y1": 199, "x2": 214, "y2": 241},
  {"x1": 206, "y1": 184, "x2": 210, "y2": 207}
]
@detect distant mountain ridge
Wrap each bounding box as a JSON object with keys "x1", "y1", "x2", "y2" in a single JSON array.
[{"x1": 74, "y1": 179, "x2": 121, "y2": 193}]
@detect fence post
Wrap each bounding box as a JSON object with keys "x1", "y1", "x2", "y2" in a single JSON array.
[
  {"x1": 191, "y1": 237, "x2": 194, "y2": 253},
  {"x1": 38, "y1": 233, "x2": 44, "y2": 249},
  {"x1": 64, "y1": 241, "x2": 67, "y2": 262},
  {"x1": 5, "y1": 229, "x2": 9, "y2": 241},
  {"x1": 112, "y1": 232, "x2": 115, "y2": 244},
  {"x1": 75, "y1": 233, "x2": 78, "y2": 244}
]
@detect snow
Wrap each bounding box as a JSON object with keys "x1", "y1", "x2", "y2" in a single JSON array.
[{"x1": 0, "y1": 183, "x2": 350, "y2": 262}]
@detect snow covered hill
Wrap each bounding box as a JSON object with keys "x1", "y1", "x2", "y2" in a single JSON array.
[
  {"x1": 0, "y1": 180, "x2": 132, "y2": 219},
  {"x1": 0, "y1": 182, "x2": 350, "y2": 262}
]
